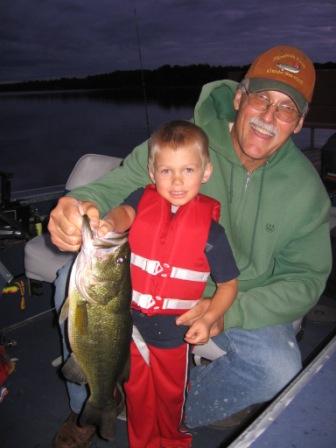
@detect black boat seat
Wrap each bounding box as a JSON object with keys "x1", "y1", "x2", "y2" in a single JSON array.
[{"x1": 24, "y1": 153, "x2": 122, "y2": 283}]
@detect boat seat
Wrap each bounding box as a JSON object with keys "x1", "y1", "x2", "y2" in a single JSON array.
[{"x1": 24, "y1": 154, "x2": 122, "y2": 283}]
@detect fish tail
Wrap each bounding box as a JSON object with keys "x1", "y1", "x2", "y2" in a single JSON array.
[{"x1": 80, "y1": 401, "x2": 116, "y2": 441}]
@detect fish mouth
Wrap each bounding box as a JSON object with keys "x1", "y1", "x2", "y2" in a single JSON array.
[
  {"x1": 82, "y1": 214, "x2": 128, "y2": 248},
  {"x1": 82, "y1": 214, "x2": 94, "y2": 243},
  {"x1": 93, "y1": 233, "x2": 128, "y2": 256},
  {"x1": 74, "y1": 216, "x2": 129, "y2": 305}
]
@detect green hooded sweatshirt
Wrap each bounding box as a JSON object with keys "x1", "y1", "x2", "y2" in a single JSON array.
[{"x1": 69, "y1": 80, "x2": 332, "y2": 330}]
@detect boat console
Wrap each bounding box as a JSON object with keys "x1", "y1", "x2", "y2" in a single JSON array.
[{"x1": 0, "y1": 171, "x2": 33, "y2": 240}]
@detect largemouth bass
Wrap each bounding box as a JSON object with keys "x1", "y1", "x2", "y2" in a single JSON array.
[{"x1": 61, "y1": 215, "x2": 132, "y2": 440}]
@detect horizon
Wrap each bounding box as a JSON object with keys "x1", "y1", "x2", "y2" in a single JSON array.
[{"x1": 1, "y1": 60, "x2": 336, "y2": 87}]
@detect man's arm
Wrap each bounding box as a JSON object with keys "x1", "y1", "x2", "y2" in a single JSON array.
[
  {"x1": 225, "y1": 200, "x2": 332, "y2": 330},
  {"x1": 48, "y1": 141, "x2": 149, "y2": 251},
  {"x1": 69, "y1": 142, "x2": 149, "y2": 215},
  {"x1": 178, "y1": 191, "x2": 332, "y2": 332}
]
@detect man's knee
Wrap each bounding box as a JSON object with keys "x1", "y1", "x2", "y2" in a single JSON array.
[
  {"x1": 254, "y1": 335, "x2": 302, "y2": 398},
  {"x1": 214, "y1": 325, "x2": 302, "y2": 398}
]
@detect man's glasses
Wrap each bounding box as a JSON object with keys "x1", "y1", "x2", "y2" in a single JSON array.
[{"x1": 242, "y1": 87, "x2": 301, "y2": 123}]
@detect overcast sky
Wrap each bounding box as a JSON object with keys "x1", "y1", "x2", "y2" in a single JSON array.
[{"x1": 1, "y1": 0, "x2": 335, "y2": 83}]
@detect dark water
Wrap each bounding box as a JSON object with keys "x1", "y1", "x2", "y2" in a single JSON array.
[
  {"x1": 1, "y1": 89, "x2": 195, "y2": 192},
  {"x1": 1, "y1": 89, "x2": 333, "y2": 192}
]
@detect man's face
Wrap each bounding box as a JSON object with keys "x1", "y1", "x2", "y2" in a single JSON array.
[{"x1": 231, "y1": 88, "x2": 305, "y2": 170}]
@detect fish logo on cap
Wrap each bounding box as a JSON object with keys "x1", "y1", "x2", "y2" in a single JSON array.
[{"x1": 276, "y1": 63, "x2": 301, "y2": 74}]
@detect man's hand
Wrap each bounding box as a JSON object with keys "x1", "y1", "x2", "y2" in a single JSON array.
[{"x1": 48, "y1": 196, "x2": 99, "y2": 252}]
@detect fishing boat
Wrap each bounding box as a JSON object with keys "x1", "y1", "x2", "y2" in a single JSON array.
[{"x1": 1, "y1": 144, "x2": 336, "y2": 447}]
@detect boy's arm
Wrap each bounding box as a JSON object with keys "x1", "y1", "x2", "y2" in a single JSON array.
[
  {"x1": 199, "y1": 278, "x2": 238, "y2": 326},
  {"x1": 179, "y1": 278, "x2": 238, "y2": 345}
]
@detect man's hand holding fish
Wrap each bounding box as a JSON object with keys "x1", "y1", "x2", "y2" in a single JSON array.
[{"x1": 48, "y1": 196, "x2": 100, "y2": 251}]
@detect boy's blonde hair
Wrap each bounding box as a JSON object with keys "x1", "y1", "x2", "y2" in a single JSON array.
[{"x1": 148, "y1": 120, "x2": 210, "y2": 171}]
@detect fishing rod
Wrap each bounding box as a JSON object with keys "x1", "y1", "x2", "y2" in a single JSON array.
[{"x1": 131, "y1": 0, "x2": 151, "y2": 137}]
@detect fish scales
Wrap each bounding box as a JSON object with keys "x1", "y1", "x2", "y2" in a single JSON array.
[{"x1": 62, "y1": 215, "x2": 132, "y2": 441}]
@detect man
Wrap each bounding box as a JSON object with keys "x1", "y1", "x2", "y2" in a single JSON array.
[{"x1": 49, "y1": 45, "x2": 331, "y2": 447}]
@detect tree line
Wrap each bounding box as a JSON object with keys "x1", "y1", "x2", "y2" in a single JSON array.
[{"x1": 2, "y1": 62, "x2": 334, "y2": 93}]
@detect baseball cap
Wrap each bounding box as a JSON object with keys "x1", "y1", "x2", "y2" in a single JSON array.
[{"x1": 244, "y1": 45, "x2": 316, "y2": 114}]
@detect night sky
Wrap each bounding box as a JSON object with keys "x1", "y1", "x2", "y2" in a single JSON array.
[{"x1": 1, "y1": 0, "x2": 336, "y2": 83}]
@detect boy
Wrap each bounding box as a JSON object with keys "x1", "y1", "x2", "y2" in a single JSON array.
[{"x1": 100, "y1": 120, "x2": 239, "y2": 448}]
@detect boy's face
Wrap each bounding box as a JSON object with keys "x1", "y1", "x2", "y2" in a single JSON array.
[{"x1": 149, "y1": 144, "x2": 212, "y2": 207}]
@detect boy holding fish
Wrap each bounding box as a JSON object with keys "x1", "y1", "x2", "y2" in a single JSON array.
[{"x1": 101, "y1": 120, "x2": 239, "y2": 448}]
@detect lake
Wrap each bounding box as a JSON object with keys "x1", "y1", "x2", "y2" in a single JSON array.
[{"x1": 1, "y1": 89, "x2": 334, "y2": 192}]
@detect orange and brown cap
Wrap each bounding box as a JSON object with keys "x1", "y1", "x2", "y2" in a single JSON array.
[{"x1": 244, "y1": 45, "x2": 316, "y2": 114}]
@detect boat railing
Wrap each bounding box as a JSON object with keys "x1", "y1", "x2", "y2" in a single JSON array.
[
  {"x1": 12, "y1": 184, "x2": 66, "y2": 205},
  {"x1": 304, "y1": 121, "x2": 336, "y2": 149}
]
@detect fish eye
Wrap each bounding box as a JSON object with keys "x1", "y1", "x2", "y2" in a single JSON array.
[{"x1": 116, "y1": 257, "x2": 125, "y2": 264}]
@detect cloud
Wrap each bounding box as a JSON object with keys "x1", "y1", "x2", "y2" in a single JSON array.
[{"x1": 1, "y1": 0, "x2": 335, "y2": 82}]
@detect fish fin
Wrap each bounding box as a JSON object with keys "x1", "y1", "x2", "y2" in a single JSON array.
[
  {"x1": 80, "y1": 401, "x2": 116, "y2": 441},
  {"x1": 61, "y1": 353, "x2": 87, "y2": 384},
  {"x1": 59, "y1": 297, "x2": 70, "y2": 324},
  {"x1": 74, "y1": 300, "x2": 88, "y2": 335},
  {"x1": 118, "y1": 354, "x2": 130, "y2": 382},
  {"x1": 115, "y1": 382, "x2": 126, "y2": 416}
]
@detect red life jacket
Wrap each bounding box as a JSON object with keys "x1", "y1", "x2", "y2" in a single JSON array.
[{"x1": 128, "y1": 184, "x2": 220, "y2": 316}]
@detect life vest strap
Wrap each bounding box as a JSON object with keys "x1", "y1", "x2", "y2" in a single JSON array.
[
  {"x1": 132, "y1": 290, "x2": 199, "y2": 310},
  {"x1": 131, "y1": 253, "x2": 209, "y2": 282}
]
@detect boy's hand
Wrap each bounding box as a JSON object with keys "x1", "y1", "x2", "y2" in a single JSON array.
[
  {"x1": 97, "y1": 217, "x2": 117, "y2": 236},
  {"x1": 183, "y1": 314, "x2": 224, "y2": 345},
  {"x1": 98, "y1": 205, "x2": 136, "y2": 236},
  {"x1": 208, "y1": 315, "x2": 224, "y2": 337},
  {"x1": 184, "y1": 319, "x2": 211, "y2": 345}
]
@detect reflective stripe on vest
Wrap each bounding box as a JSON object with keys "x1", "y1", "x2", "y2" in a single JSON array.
[
  {"x1": 132, "y1": 325, "x2": 150, "y2": 365},
  {"x1": 131, "y1": 253, "x2": 209, "y2": 282},
  {"x1": 132, "y1": 290, "x2": 199, "y2": 310}
]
